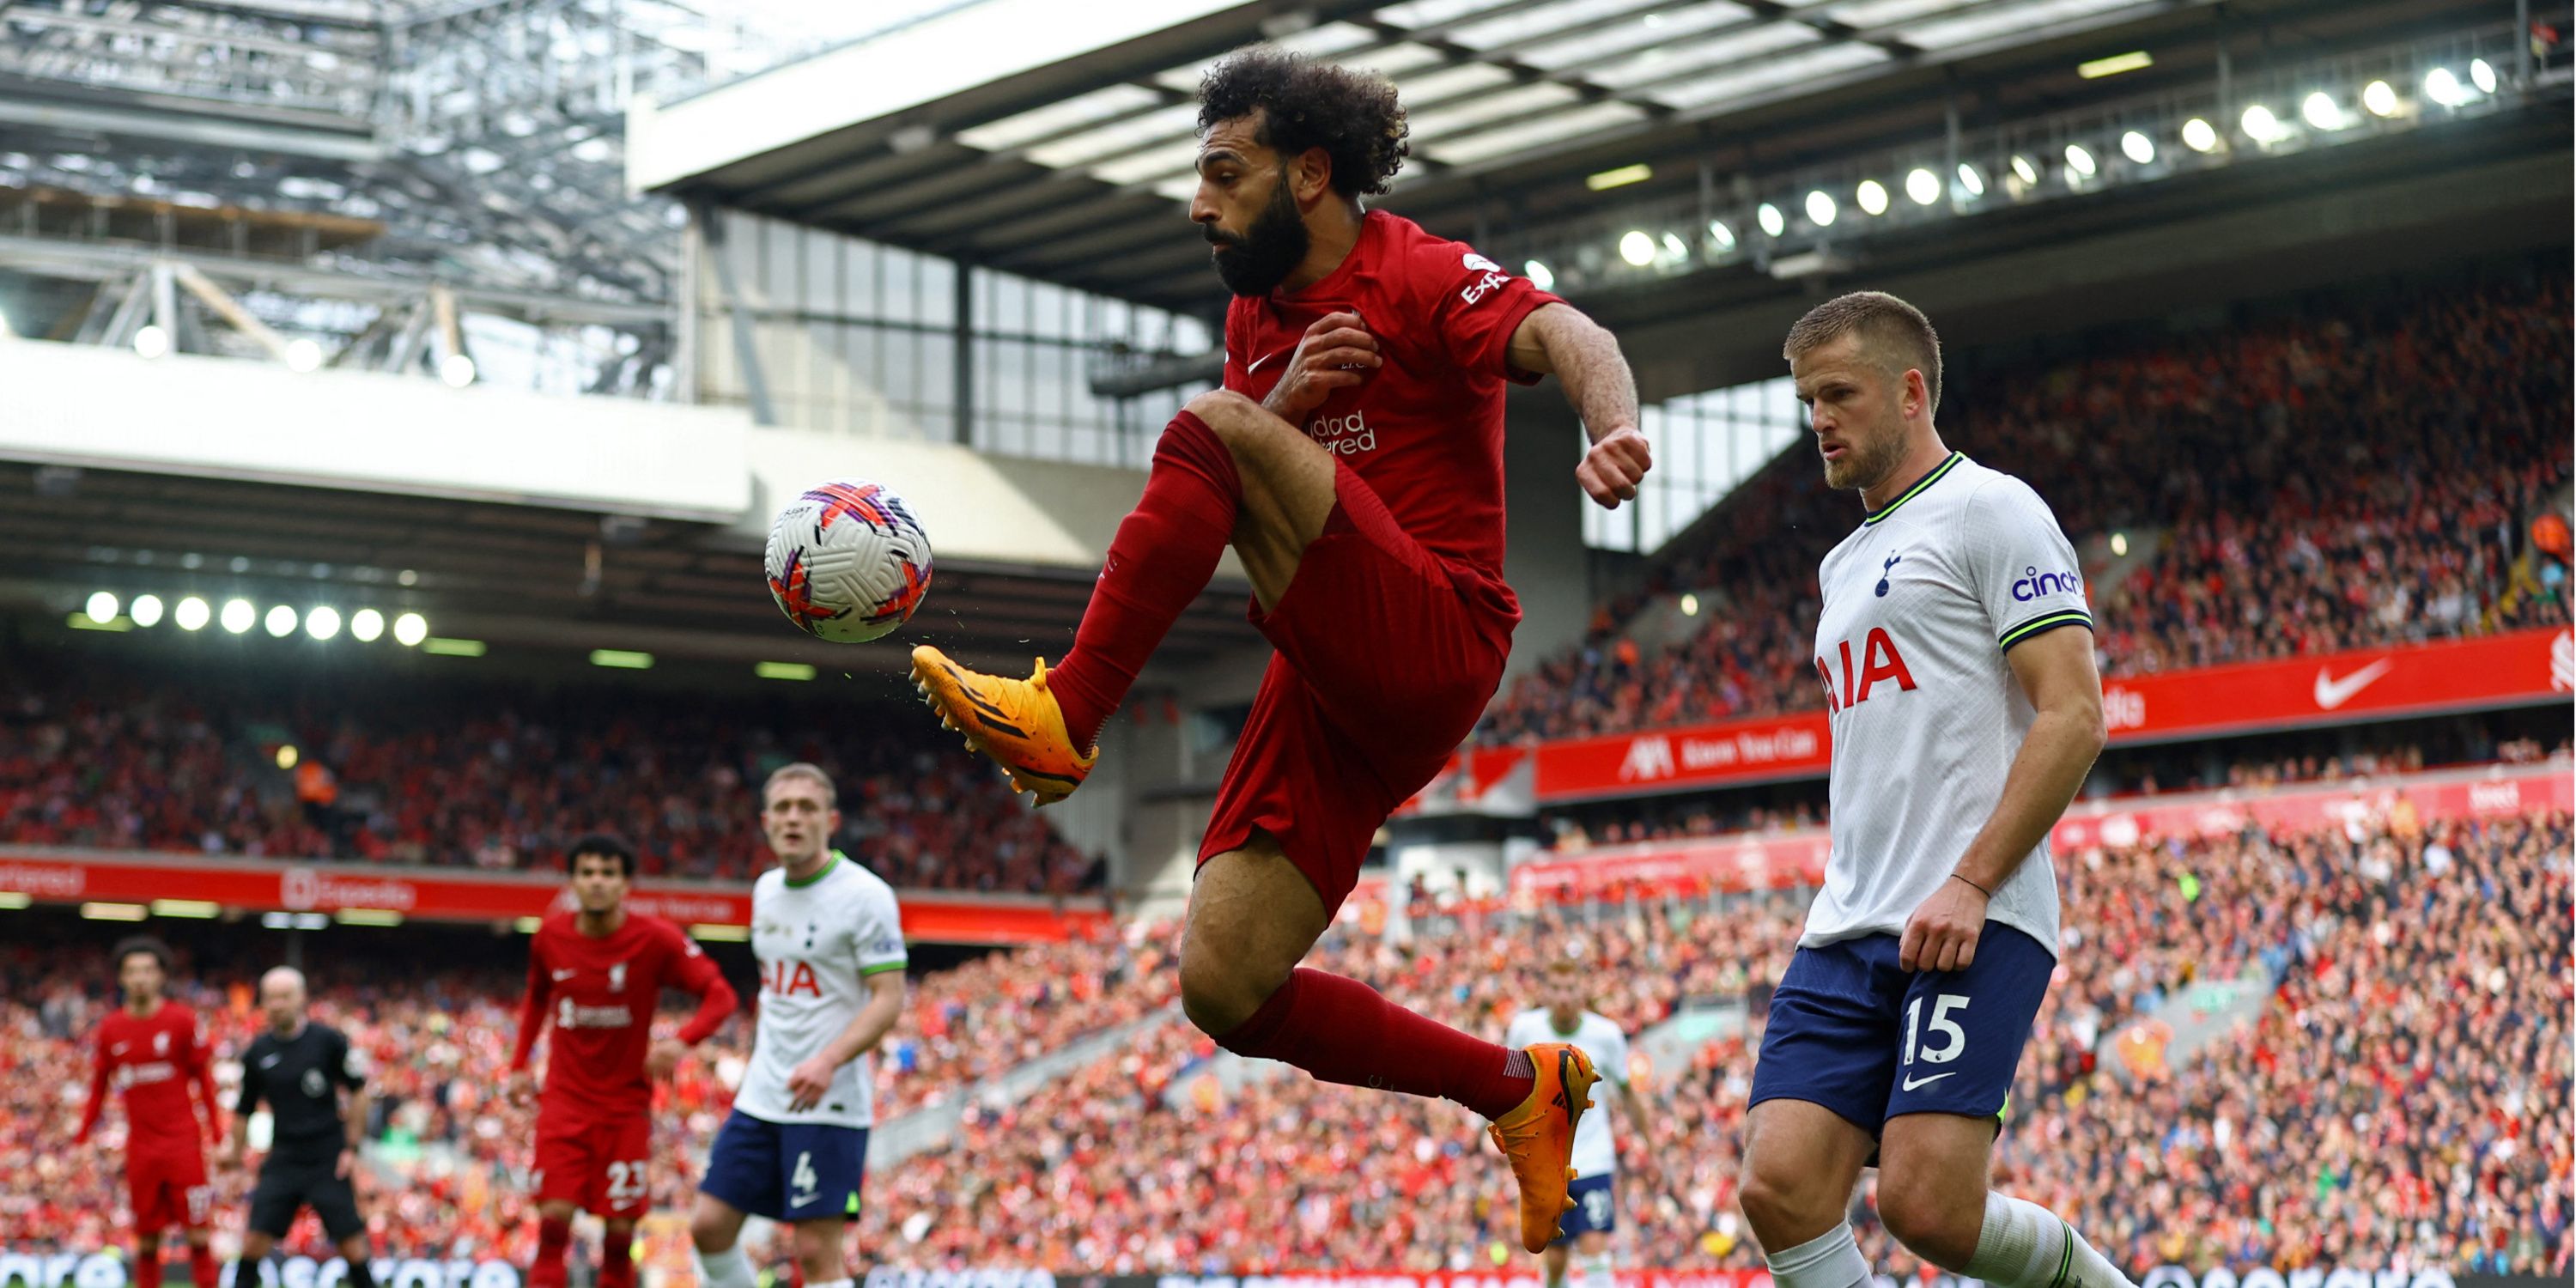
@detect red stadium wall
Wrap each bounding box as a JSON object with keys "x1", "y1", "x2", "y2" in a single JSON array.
[
  {"x1": 1453, "y1": 627, "x2": 2573, "y2": 805},
  {"x1": 0, "y1": 852, "x2": 1111, "y2": 943},
  {"x1": 1508, "y1": 759, "x2": 2573, "y2": 901}
]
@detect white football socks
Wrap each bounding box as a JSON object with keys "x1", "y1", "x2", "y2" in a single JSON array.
[
  {"x1": 691, "y1": 1246, "x2": 756, "y2": 1288},
  {"x1": 1765, "y1": 1222, "x2": 1872, "y2": 1288},
  {"x1": 1577, "y1": 1249, "x2": 1617, "y2": 1288},
  {"x1": 1964, "y1": 1194, "x2": 2136, "y2": 1288}
]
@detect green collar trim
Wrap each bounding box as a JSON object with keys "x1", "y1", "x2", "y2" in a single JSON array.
[
  {"x1": 785, "y1": 849, "x2": 844, "y2": 888},
  {"x1": 1862, "y1": 452, "x2": 1965, "y2": 526}
]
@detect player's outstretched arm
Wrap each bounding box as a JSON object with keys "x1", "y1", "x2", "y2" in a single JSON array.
[
  {"x1": 1901, "y1": 626, "x2": 2106, "y2": 972},
  {"x1": 505, "y1": 944, "x2": 554, "y2": 1101},
  {"x1": 71, "y1": 1030, "x2": 108, "y2": 1144},
  {"x1": 187, "y1": 1015, "x2": 224, "y2": 1148},
  {"x1": 1506, "y1": 304, "x2": 1649, "y2": 509}
]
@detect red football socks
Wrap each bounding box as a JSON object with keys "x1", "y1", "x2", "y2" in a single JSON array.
[
  {"x1": 528, "y1": 1216, "x2": 571, "y2": 1288},
  {"x1": 135, "y1": 1249, "x2": 161, "y2": 1288},
  {"x1": 1048, "y1": 410, "x2": 1241, "y2": 752},
  {"x1": 1216, "y1": 967, "x2": 1534, "y2": 1120},
  {"x1": 188, "y1": 1248, "x2": 218, "y2": 1288},
  {"x1": 598, "y1": 1230, "x2": 635, "y2": 1288}
]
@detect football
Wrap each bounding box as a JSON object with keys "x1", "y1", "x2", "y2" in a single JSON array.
[{"x1": 762, "y1": 478, "x2": 933, "y2": 643}]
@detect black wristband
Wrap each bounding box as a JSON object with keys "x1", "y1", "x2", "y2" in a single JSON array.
[{"x1": 1949, "y1": 872, "x2": 1995, "y2": 898}]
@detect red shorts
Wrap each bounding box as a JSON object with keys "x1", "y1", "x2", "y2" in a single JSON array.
[
  {"x1": 532, "y1": 1103, "x2": 653, "y2": 1218},
  {"x1": 1198, "y1": 461, "x2": 1516, "y2": 915},
  {"x1": 127, "y1": 1145, "x2": 211, "y2": 1231}
]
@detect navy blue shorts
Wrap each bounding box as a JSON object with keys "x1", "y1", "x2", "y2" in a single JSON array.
[
  {"x1": 1552, "y1": 1172, "x2": 1616, "y2": 1244},
  {"x1": 699, "y1": 1109, "x2": 868, "y2": 1223},
  {"x1": 1747, "y1": 924, "x2": 2052, "y2": 1136}
]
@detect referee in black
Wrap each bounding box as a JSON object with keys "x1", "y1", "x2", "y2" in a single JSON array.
[{"x1": 221, "y1": 967, "x2": 378, "y2": 1288}]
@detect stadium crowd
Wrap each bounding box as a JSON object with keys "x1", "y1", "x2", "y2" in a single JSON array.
[
  {"x1": 8, "y1": 806, "x2": 2565, "y2": 1278},
  {"x1": 0, "y1": 663, "x2": 1105, "y2": 893},
  {"x1": 1482, "y1": 270, "x2": 2573, "y2": 743}
]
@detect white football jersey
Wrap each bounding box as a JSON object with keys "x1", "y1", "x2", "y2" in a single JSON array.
[
  {"x1": 734, "y1": 852, "x2": 908, "y2": 1129},
  {"x1": 1805, "y1": 453, "x2": 2090, "y2": 957},
  {"x1": 1504, "y1": 1008, "x2": 1631, "y2": 1179}
]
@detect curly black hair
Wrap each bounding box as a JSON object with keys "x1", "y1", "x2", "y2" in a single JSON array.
[{"x1": 1198, "y1": 47, "x2": 1410, "y2": 198}]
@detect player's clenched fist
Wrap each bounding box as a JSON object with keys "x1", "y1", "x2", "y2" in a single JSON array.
[
  {"x1": 1263, "y1": 310, "x2": 1381, "y2": 422},
  {"x1": 1899, "y1": 874, "x2": 1988, "y2": 973},
  {"x1": 1578, "y1": 425, "x2": 1652, "y2": 509}
]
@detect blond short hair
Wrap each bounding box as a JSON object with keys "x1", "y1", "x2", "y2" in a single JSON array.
[
  {"x1": 763, "y1": 762, "x2": 837, "y2": 805},
  {"x1": 1783, "y1": 290, "x2": 1943, "y2": 415}
]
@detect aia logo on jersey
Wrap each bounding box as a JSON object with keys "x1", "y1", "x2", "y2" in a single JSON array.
[
  {"x1": 762, "y1": 959, "x2": 823, "y2": 998},
  {"x1": 1816, "y1": 627, "x2": 1917, "y2": 713}
]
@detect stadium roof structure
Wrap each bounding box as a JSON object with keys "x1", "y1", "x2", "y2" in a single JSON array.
[{"x1": 629, "y1": 0, "x2": 2537, "y2": 319}]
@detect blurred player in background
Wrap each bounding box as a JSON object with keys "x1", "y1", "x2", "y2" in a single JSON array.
[
  {"x1": 223, "y1": 967, "x2": 375, "y2": 1288},
  {"x1": 1506, "y1": 959, "x2": 1651, "y2": 1288},
  {"x1": 74, "y1": 936, "x2": 224, "y2": 1288},
  {"x1": 509, "y1": 833, "x2": 740, "y2": 1288},
  {"x1": 1738, "y1": 293, "x2": 2125, "y2": 1288},
  {"x1": 690, "y1": 765, "x2": 906, "y2": 1288},
  {"x1": 909, "y1": 48, "x2": 1652, "y2": 1253}
]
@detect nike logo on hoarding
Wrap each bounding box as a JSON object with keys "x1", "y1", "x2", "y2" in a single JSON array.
[
  {"x1": 1900, "y1": 1071, "x2": 1956, "y2": 1091},
  {"x1": 2312, "y1": 659, "x2": 2395, "y2": 710}
]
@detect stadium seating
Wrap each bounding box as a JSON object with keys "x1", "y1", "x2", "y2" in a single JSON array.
[
  {"x1": 0, "y1": 661, "x2": 1105, "y2": 894},
  {"x1": 1482, "y1": 271, "x2": 2573, "y2": 743},
  {"x1": 15, "y1": 809, "x2": 2559, "y2": 1275}
]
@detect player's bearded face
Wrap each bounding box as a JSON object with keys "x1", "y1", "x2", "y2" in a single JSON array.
[
  {"x1": 119, "y1": 954, "x2": 162, "y2": 1005},
  {"x1": 1206, "y1": 164, "x2": 1309, "y2": 297}
]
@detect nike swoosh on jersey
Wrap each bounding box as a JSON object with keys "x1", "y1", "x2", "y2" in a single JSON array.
[
  {"x1": 1243, "y1": 346, "x2": 1294, "y2": 374},
  {"x1": 2312, "y1": 659, "x2": 2395, "y2": 710},
  {"x1": 1899, "y1": 1071, "x2": 1957, "y2": 1091},
  {"x1": 551, "y1": 969, "x2": 578, "y2": 981}
]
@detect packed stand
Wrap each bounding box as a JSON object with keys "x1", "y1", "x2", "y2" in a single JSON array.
[
  {"x1": 0, "y1": 919, "x2": 1169, "y2": 1258},
  {"x1": 1484, "y1": 270, "x2": 2573, "y2": 743},
  {"x1": 7, "y1": 813, "x2": 2563, "y2": 1275},
  {"x1": 851, "y1": 814, "x2": 2570, "y2": 1277},
  {"x1": 0, "y1": 656, "x2": 1106, "y2": 892}
]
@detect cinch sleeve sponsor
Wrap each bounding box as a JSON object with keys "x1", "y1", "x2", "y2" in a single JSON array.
[
  {"x1": 1963, "y1": 476, "x2": 2093, "y2": 652},
  {"x1": 854, "y1": 881, "x2": 908, "y2": 977}
]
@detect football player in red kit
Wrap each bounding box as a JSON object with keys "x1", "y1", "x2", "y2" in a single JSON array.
[
  {"x1": 911, "y1": 50, "x2": 1652, "y2": 1254},
  {"x1": 75, "y1": 936, "x2": 224, "y2": 1288},
  {"x1": 508, "y1": 835, "x2": 739, "y2": 1288}
]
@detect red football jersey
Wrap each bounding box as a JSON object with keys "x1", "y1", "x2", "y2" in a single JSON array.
[
  {"x1": 1224, "y1": 208, "x2": 1564, "y2": 629},
  {"x1": 75, "y1": 1002, "x2": 220, "y2": 1151},
  {"x1": 510, "y1": 910, "x2": 737, "y2": 1113}
]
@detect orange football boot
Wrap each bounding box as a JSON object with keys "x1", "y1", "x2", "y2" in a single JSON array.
[
  {"x1": 909, "y1": 646, "x2": 1098, "y2": 805},
  {"x1": 1488, "y1": 1041, "x2": 1601, "y2": 1254}
]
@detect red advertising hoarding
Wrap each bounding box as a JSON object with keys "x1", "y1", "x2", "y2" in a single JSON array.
[
  {"x1": 1530, "y1": 628, "x2": 2571, "y2": 803},
  {"x1": 0, "y1": 849, "x2": 1111, "y2": 944},
  {"x1": 1510, "y1": 760, "x2": 2572, "y2": 900}
]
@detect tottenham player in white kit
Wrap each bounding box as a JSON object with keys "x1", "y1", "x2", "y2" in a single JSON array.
[
  {"x1": 690, "y1": 763, "x2": 907, "y2": 1288},
  {"x1": 1737, "y1": 293, "x2": 2132, "y2": 1288},
  {"x1": 1504, "y1": 959, "x2": 1649, "y2": 1288}
]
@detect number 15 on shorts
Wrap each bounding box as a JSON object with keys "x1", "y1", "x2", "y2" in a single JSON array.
[{"x1": 1899, "y1": 993, "x2": 1967, "y2": 1090}]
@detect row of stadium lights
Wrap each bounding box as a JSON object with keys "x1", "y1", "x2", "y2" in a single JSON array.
[
  {"x1": 1528, "y1": 63, "x2": 2503, "y2": 283},
  {"x1": 77, "y1": 590, "x2": 825, "y2": 682},
  {"x1": 121, "y1": 325, "x2": 477, "y2": 386},
  {"x1": 81, "y1": 590, "x2": 429, "y2": 645}
]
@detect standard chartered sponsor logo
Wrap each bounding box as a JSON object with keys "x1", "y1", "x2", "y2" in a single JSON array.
[
  {"x1": 279, "y1": 867, "x2": 417, "y2": 912},
  {"x1": 0, "y1": 863, "x2": 85, "y2": 899}
]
